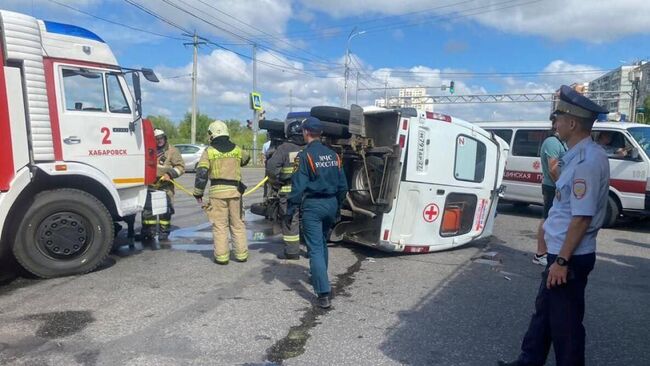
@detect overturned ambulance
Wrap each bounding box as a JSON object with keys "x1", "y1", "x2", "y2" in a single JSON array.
[{"x1": 253, "y1": 105, "x2": 509, "y2": 253}]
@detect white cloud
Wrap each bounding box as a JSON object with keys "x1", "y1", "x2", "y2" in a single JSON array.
[
  {"x1": 143, "y1": 48, "x2": 344, "y2": 121},
  {"x1": 135, "y1": 0, "x2": 294, "y2": 46},
  {"x1": 298, "y1": 0, "x2": 650, "y2": 42}
]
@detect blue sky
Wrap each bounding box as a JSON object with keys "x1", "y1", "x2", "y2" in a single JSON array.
[{"x1": 3, "y1": 0, "x2": 648, "y2": 123}]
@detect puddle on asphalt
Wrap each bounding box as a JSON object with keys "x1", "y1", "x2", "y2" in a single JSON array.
[
  {"x1": 265, "y1": 250, "x2": 366, "y2": 364},
  {"x1": 24, "y1": 310, "x2": 94, "y2": 339},
  {"x1": 113, "y1": 210, "x2": 279, "y2": 253},
  {"x1": 167, "y1": 210, "x2": 277, "y2": 249}
]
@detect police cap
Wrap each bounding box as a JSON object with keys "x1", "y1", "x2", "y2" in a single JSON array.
[
  {"x1": 302, "y1": 116, "x2": 323, "y2": 134},
  {"x1": 553, "y1": 85, "x2": 608, "y2": 119}
]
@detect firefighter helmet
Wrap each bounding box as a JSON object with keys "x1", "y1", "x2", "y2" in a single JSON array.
[
  {"x1": 154, "y1": 129, "x2": 166, "y2": 138},
  {"x1": 208, "y1": 120, "x2": 229, "y2": 140}
]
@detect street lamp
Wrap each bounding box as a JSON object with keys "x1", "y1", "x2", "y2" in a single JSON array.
[{"x1": 344, "y1": 27, "x2": 366, "y2": 107}]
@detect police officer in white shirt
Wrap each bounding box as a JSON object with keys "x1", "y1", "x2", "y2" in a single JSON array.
[{"x1": 499, "y1": 85, "x2": 609, "y2": 366}]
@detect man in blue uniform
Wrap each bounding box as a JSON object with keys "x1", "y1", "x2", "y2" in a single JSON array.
[
  {"x1": 287, "y1": 117, "x2": 348, "y2": 309},
  {"x1": 499, "y1": 85, "x2": 609, "y2": 366}
]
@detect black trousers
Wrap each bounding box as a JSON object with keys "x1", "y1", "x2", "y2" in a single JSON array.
[
  {"x1": 518, "y1": 253, "x2": 595, "y2": 366},
  {"x1": 541, "y1": 184, "x2": 556, "y2": 219}
]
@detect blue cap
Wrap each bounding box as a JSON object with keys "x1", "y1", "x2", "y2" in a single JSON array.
[
  {"x1": 554, "y1": 85, "x2": 608, "y2": 119},
  {"x1": 302, "y1": 116, "x2": 323, "y2": 133}
]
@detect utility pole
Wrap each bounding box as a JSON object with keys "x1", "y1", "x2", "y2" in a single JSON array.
[
  {"x1": 252, "y1": 43, "x2": 258, "y2": 166},
  {"x1": 289, "y1": 89, "x2": 293, "y2": 113},
  {"x1": 343, "y1": 28, "x2": 365, "y2": 107},
  {"x1": 384, "y1": 77, "x2": 389, "y2": 107},
  {"x1": 184, "y1": 32, "x2": 205, "y2": 144},
  {"x1": 191, "y1": 33, "x2": 199, "y2": 144},
  {"x1": 355, "y1": 72, "x2": 359, "y2": 105},
  {"x1": 629, "y1": 65, "x2": 642, "y2": 123}
]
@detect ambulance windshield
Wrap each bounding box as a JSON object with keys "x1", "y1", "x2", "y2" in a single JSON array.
[{"x1": 629, "y1": 127, "x2": 650, "y2": 158}]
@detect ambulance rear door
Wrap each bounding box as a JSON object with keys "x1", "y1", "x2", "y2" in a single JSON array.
[{"x1": 389, "y1": 112, "x2": 500, "y2": 248}]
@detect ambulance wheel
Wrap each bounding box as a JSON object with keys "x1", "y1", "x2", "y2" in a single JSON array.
[
  {"x1": 350, "y1": 156, "x2": 384, "y2": 207},
  {"x1": 603, "y1": 195, "x2": 620, "y2": 228},
  {"x1": 13, "y1": 189, "x2": 114, "y2": 278},
  {"x1": 310, "y1": 106, "x2": 350, "y2": 125}
]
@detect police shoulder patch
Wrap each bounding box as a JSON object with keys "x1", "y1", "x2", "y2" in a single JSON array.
[{"x1": 573, "y1": 178, "x2": 587, "y2": 199}]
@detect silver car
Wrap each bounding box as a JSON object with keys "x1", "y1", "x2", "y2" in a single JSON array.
[{"x1": 175, "y1": 144, "x2": 207, "y2": 172}]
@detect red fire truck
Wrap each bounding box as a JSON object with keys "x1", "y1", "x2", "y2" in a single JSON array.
[{"x1": 0, "y1": 10, "x2": 159, "y2": 278}]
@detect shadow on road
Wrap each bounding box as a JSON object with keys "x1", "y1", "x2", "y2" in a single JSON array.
[{"x1": 378, "y1": 236, "x2": 650, "y2": 366}]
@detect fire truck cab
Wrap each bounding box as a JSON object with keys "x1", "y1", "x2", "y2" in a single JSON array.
[
  {"x1": 0, "y1": 10, "x2": 159, "y2": 277},
  {"x1": 257, "y1": 105, "x2": 509, "y2": 253}
]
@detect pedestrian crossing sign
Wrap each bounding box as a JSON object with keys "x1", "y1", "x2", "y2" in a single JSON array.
[{"x1": 250, "y1": 92, "x2": 263, "y2": 111}]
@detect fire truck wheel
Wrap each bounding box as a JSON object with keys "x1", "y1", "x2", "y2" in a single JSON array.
[
  {"x1": 310, "y1": 106, "x2": 350, "y2": 125},
  {"x1": 13, "y1": 189, "x2": 114, "y2": 278},
  {"x1": 603, "y1": 195, "x2": 620, "y2": 228}
]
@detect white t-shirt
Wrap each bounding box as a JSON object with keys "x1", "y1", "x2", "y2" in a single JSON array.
[{"x1": 262, "y1": 140, "x2": 271, "y2": 156}]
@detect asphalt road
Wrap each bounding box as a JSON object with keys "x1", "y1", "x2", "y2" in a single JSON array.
[{"x1": 1, "y1": 169, "x2": 648, "y2": 365}]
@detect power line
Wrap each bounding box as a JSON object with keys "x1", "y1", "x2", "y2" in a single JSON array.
[
  {"x1": 163, "y1": 0, "x2": 341, "y2": 69},
  {"x1": 256, "y1": 0, "x2": 479, "y2": 41},
  {"x1": 201, "y1": 41, "x2": 343, "y2": 79},
  {"x1": 47, "y1": 0, "x2": 187, "y2": 40},
  {"x1": 359, "y1": 0, "x2": 543, "y2": 35},
  {"x1": 160, "y1": 73, "x2": 193, "y2": 80},
  {"x1": 290, "y1": 0, "x2": 541, "y2": 42},
  {"x1": 123, "y1": 0, "x2": 192, "y2": 34},
  {"x1": 193, "y1": 0, "x2": 339, "y2": 67},
  {"x1": 122, "y1": 0, "x2": 331, "y2": 77}
]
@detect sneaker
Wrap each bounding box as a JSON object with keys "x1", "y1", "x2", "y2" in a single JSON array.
[
  {"x1": 532, "y1": 253, "x2": 548, "y2": 266},
  {"x1": 316, "y1": 294, "x2": 331, "y2": 309}
]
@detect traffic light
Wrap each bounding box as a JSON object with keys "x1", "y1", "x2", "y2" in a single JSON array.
[
  {"x1": 449, "y1": 81, "x2": 455, "y2": 94},
  {"x1": 246, "y1": 119, "x2": 252, "y2": 129}
]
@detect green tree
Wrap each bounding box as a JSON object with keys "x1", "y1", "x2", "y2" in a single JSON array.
[
  {"x1": 643, "y1": 96, "x2": 650, "y2": 124},
  {"x1": 147, "y1": 115, "x2": 178, "y2": 139},
  {"x1": 178, "y1": 112, "x2": 213, "y2": 144}
]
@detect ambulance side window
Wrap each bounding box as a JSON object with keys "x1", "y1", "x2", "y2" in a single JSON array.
[
  {"x1": 106, "y1": 74, "x2": 131, "y2": 114},
  {"x1": 491, "y1": 129, "x2": 513, "y2": 145},
  {"x1": 61, "y1": 68, "x2": 106, "y2": 112},
  {"x1": 512, "y1": 129, "x2": 551, "y2": 157},
  {"x1": 454, "y1": 135, "x2": 486, "y2": 183}
]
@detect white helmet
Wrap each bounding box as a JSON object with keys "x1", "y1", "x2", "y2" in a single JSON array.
[
  {"x1": 154, "y1": 128, "x2": 166, "y2": 138},
  {"x1": 208, "y1": 120, "x2": 229, "y2": 140}
]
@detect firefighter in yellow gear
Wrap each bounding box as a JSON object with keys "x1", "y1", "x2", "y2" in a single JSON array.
[
  {"x1": 193, "y1": 120, "x2": 251, "y2": 264},
  {"x1": 141, "y1": 128, "x2": 184, "y2": 241},
  {"x1": 265, "y1": 120, "x2": 304, "y2": 259}
]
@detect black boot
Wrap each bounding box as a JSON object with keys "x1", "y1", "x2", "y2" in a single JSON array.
[
  {"x1": 316, "y1": 293, "x2": 331, "y2": 309},
  {"x1": 497, "y1": 360, "x2": 521, "y2": 366}
]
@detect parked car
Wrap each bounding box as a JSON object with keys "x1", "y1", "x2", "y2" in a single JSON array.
[{"x1": 175, "y1": 144, "x2": 207, "y2": 172}]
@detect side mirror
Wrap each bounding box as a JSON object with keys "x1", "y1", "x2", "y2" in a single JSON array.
[
  {"x1": 131, "y1": 72, "x2": 142, "y2": 132},
  {"x1": 141, "y1": 68, "x2": 159, "y2": 83},
  {"x1": 631, "y1": 147, "x2": 640, "y2": 160}
]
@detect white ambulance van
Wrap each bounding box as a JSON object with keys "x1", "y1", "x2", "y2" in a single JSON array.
[
  {"x1": 0, "y1": 10, "x2": 160, "y2": 277},
  {"x1": 256, "y1": 105, "x2": 509, "y2": 253},
  {"x1": 477, "y1": 121, "x2": 650, "y2": 227}
]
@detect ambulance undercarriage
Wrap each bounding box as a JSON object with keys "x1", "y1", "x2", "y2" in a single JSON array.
[{"x1": 257, "y1": 105, "x2": 508, "y2": 253}]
